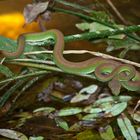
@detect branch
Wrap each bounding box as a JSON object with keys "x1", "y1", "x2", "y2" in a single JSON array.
[
  {"x1": 52, "y1": 7, "x2": 140, "y2": 42},
  {"x1": 22, "y1": 50, "x2": 140, "y2": 68}
]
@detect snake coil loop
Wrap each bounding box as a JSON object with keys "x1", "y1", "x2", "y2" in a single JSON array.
[{"x1": 1, "y1": 29, "x2": 140, "y2": 94}]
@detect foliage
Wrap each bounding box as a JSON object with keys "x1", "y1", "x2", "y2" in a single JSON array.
[{"x1": 0, "y1": 0, "x2": 140, "y2": 140}]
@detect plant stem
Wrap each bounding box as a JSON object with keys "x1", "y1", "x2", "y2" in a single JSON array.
[
  {"x1": 0, "y1": 62, "x2": 96, "y2": 85},
  {"x1": 55, "y1": 0, "x2": 93, "y2": 13},
  {"x1": 65, "y1": 25, "x2": 140, "y2": 42},
  {"x1": 52, "y1": 7, "x2": 140, "y2": 42},
  {"x1": 34, "y1": 24, "x2": 140, "y2": 45},
  {"x1": 0, "y1": 70, "x2": 49, "y2": 85},
  {"x1": 0, "y1": 25, "x2": 140, "y2": 53},
  {"x1": 0, "y1": 79, "x2": 27, "y2": 107},
  {"x1": 18, "y1": 50, "x2": 140, "y2": 68}
]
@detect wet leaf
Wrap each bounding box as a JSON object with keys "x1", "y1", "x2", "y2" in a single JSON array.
[
  {"x1": 0, "y1": 129, "x2": 28, "y2": 140},
  {"x1": 99, "y1": 125, "x2": 115, "y2": 140},
  {"x1": 55, "y1": 118, "x2": 69, "y2": 131},
  {"x1": 117, "y1": 114, "x2": 138, "y2": 140},
  {"x1": 57, "y1": 107, "x2": 82, "y2": 116},
  {"x1": 105, "y1": 102, "x2": 127, "y2": 117}
]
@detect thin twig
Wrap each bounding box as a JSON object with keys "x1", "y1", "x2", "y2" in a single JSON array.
[
  {"x1": 23, "y1": 50, "x2": 140, "y2": 68},
  {"x1": 106, "y1": 0, "x2": 131, "y2": 25},
  {"x1": 0, "y1": 70, "x2": 49, "y2": 85},
  {"x1": 55, "y1": 0, "x2": 93, "y2": 13}
]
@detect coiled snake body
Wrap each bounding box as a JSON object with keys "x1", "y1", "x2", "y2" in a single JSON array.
[{"x1": 1, "y1": 29, "x2": 140, "y2": 94}]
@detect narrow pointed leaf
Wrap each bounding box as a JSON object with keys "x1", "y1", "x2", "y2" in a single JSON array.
[
  {"x1": 57, "y1": 107, "x2": 82, "y2": 116},
  {"x1": 105, "y1": 102, "x2": 127, "y2": 117},
  {"x1": 117, "y1": 115, "x2": 138, "y2": 140},
  {"x1": 55, "y1": 118, "x2": 69, "y2": 131},
  {"x1": 94, "y1": 96, "x2": 132, "y2": 106},
  {"x1": 0, "y1": 129, "x2": 28, "y2": 140},
  {"x1": 0, "y1": 64, "x2": 14, "y2": 77}
]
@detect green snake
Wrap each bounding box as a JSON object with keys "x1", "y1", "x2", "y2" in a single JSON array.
[{"x1": 1, "y1": 29, "x2": 140, "y2": 94}]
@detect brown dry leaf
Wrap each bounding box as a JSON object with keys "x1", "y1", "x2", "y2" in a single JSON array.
[{"x1": 23, "y1": 1, "x2": 49, "y2": 23}]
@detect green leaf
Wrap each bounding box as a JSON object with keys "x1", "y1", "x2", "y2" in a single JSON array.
[
  {"x1": 0, "y1": 129, "x2": 28, "y2": 140},
  {"x1": 106, "y1": 38, "x2": 140, "y2": 53},
  {"x1": 98, "y1": 102, "x2": 112, "y2": 111},
  {"x1": 55, "y1": 118, "x2": 69, "y2": 131},
  {"x1": 132, "y1": 111, "x2": 140, "y2": 122},
  {"x1": 79, "y1": 84, "x2": 98, "y2": 94},
  {"x1": 29, "y1": 136, "x2": 44, "y2": 140},
  {"x1": 76, "y1": 130, "x2": 101, "y2": 140},
  {"x1": 70, "y1": 84, "x2": 98, "y2": 103},
  {"x1": 89, "y1": 22, "x2": 111, "y2": 32},
  {"x1": 0, "y1": 36, "x2": 17, "y2": 52},
  {"x1": 82, "y1": 113, "x2": 101, "y2": 121},
  {"x1": 0, "y1": 36, "x2": 38, "y2": 59},
  {"x1": 105, "y1": 102, "x2": 127, "y2": 117},
  {"x1": 33, "y1": 107, "x2": 55, "y2": 114},
  {"x1": 57, "y1": 107, "x2": 82, "y2": 116},
  {"x1": 0, "y1": 64, "x2": 14, "y2": 77},
  {"x1": 99, "y1": 125, "x2": 115, "y2": 140},
  {"x1": 117, "y1": 114, "x2": 138, "y2": 140},
  {"x1": 83, "y1": 106, "x2": 102, "y2": 114},
  {"x1": 94, "y1": 96, "x2": 132, "y2": 106},
  {"x1": 91, "y1": 11, "x2": 113, "y2": 23},
  {"x1": 76, "y1": 22, "x2": 90, "y2": 31}
]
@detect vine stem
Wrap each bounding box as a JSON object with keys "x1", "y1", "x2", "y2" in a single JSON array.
[
  {"x1": 52, "y1": 7, "x2": 140, "y2": 42},
  {"x1": 18, "y1": 24, "x2": 140, "y2": 47},
  {"x1": 64, "y1": 25, "x2": 140, "y2": 42}
]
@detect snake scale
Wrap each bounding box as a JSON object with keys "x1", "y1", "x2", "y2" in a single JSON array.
[{"x1": 1, "y1": 29, "x2": 140, "y2": 94}]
